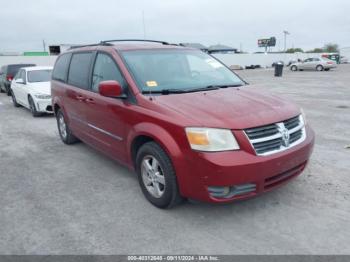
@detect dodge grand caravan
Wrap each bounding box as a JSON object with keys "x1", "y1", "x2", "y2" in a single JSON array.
[{"x1": 51, "y1": 40, "x2": 315, "y2": 208}]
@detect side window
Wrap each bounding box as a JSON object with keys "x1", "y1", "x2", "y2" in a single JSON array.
[
  {"x1": 68, "y1": 52, "x2": 93, "y2": 89},
  {"x1": 91, "y1": 53, "x2": 126, "y2": 92},
  {"x1": 52, "y1": 53, "x2": 71, "y2": 82},
  {"x1": 21, "y1": 70, "x2": 27, "y2": 83},
  {"x1": 14, "y1": 69, "x2": 22, "y2": 80}
]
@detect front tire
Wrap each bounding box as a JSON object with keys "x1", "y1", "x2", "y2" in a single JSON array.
[
  {"x1": 56, "y1": 109, "x2": 79, "y2": 144},
  {"x1": 136, "y1": 142, "x2": 183, "y2": 209},
  {"x1": 28, "y1": 96, "x2": 42, "y2": 117},
  {"x1": 316, "y1": 65, "x2": 324, "y2": 71},
  {"x1": 291, "y1": 65, "x2": 297, "y2": 71},
  {"x1": 11, "y1": 90, "x2": 20, "y2": 107}
]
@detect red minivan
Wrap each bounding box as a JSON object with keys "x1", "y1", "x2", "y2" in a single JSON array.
[{"x1": 51, "y1": 40, "x2": 314, "y2": 208}]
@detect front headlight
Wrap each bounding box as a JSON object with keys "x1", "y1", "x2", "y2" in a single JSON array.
[
  {"x1": 185, "y1": 127, "x2": 240, "y2": 152},
  {"x1": 34, "y1": 94, "x2": 51, "y2": 99}
]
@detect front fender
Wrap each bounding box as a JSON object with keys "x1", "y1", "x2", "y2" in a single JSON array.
[
  {"x1": 126, "y1": 122, "x2": 183, "y2": 165},
  {"x1": 126, "y1": 122, "x2": 189, "y2": 196}
]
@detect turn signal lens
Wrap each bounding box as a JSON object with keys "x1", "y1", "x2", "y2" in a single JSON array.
[
  {"x1": 186, "y1": 131, "x2": 210, "y2": 146},
  {"x1": 185, "y1": 127, "x2": 240, "y2": 152}
]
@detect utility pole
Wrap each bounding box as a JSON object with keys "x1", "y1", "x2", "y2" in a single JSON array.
[
  {"x1": 42, "y1": 39, "x2": 46, "y2": 52},
  {"x1": 283, "y1": 30, "x2": 290, "y2": 52}
]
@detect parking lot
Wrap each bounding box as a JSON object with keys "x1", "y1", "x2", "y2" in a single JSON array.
[{"x1": 0, "y1": 65, "x2": 349, "y2": 254}]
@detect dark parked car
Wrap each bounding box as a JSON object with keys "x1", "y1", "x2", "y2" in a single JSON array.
[
  {"x1": 0, "y1": 64, "x2": 36, "y2": 95},
  {"x1": 51, "y1": 40, "x2": 314, "y2": 208}
]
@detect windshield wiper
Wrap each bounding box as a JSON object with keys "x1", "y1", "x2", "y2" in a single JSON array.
[
  {"x1": 206, "y1": 84, "x2": 244, "y2": 89},
  {"x1": 142, "y1": 86, "x2": 220, "y2": 95},
  {"x1": 142, "y1": 89, "x2": 187, "y2": 95}
]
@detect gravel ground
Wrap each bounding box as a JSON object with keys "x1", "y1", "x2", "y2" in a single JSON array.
[{"x1": 0, "y1": 65, "x2": 349, "y2": 255}]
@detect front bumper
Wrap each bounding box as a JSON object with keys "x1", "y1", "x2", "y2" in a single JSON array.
[
  {"x1": 324, "y1": 64, "x2": 337, "y2": 69},
  {"x1": 177, "y1": 125, "x2": 315, "y2": 203},
  {"x1": 35, "y1": 99, "x2": 53, "y2": 113}
]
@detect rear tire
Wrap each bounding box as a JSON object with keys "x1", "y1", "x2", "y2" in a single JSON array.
[
  {"x1": 316, "y1": 65, "x2": 324, "y2": 71},
  {"x1": 6, "y1": 85, "x2": 11, "y2": 96},
  {"x1": 291, "y1": 65, "x2": 297, "y2": 71},
  {"x1": 28, "y1": 96, "x2": 42, "y2": 117},
  {"x1": 56, "y1": 109, "x2": 79, "y2": 145},
  {"x1": 11, "y1": 90, "x2": 20, "y2": 107},
  {"x1": 136, "y1": 142, "x2": 183, "y2": 209}
]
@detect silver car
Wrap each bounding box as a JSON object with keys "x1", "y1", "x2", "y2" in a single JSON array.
[{"x1": 290, "y1": 57, "x2": 337, "y2": 71}]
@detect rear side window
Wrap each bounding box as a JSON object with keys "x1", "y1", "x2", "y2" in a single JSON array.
[
  {"x1": 8, "y1": 64, "x2": 34, "y2": 76},
  {"x1": 52, "y1": 53, "x2": 71, "y2": 82},
  {"x1": 68, "y1": 52, "x2": 93, "y2": 89},
  {"x1": 14, "y1": 69, "x2": 23, "y2": 80},
  {"x1": 92, "y1": 53, "x2": 126, "y2": 92}
]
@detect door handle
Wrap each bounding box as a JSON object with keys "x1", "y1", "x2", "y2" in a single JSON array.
[
  {"x1": 85, "y1": 98, "x2": 95, "y2": 104},
  {"x1": 76, "y1": 95, "x2": 85, "y2": 101}
]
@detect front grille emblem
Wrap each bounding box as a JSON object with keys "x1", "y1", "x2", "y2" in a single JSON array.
[
  {"x1": 279, "y1": 125, "x2": 290, "y2": 147},
  {"x1": 245, "y1": 115, "x2": 305, "y2": 156}
]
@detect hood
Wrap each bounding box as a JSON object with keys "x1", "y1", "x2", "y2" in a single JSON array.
[
  {"x1": 152, "y1": 86, "x2": 300, "y2": 129},
  {"x1": 27, "y1": 82, "x2": 51, "y2": 95}
]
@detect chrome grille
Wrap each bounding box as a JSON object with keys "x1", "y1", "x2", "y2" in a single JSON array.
[
  {"x1": 284, "y1": 115, "x2": 300, "y2": 130},
  {"x1": 245, "y1": 115, "x2": 306, "y2": 156}
]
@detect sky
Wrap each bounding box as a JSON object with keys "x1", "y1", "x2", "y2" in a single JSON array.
[{"x1": 0, "y1": 0, "x2": 349, "y2": 52}]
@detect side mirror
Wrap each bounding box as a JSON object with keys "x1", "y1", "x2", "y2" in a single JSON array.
[
  {"x1": 15, "y1": 79, "x2": 25, "y2": 84},
  {"x1": 98, "y1": 80, "x2": 126, "y2": 98}
]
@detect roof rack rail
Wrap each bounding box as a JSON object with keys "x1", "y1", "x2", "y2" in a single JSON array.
[
  {"x1": 100, "y1": 39, "x2": 170, "y2": 45},
  {"x1": 68, "y1": 43, "x2": 107, "y2": 50}
]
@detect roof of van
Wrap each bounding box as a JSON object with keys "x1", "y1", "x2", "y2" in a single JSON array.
[
  {"x1": 67, "y1": 41, "x2": 193, "y2": 52},
  {"x1": 22, "y1": 66, "x2": 53, "y2": 71},
  {"x1": 114, "y1": 43, "x2": 189, "y2": 51}
]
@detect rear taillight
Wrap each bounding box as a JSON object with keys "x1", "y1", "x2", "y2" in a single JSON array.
[
  {"x1": 327, "y1": 62, "x2": 333, "y2": 64},
  {"x1": 6, "y1": 75, "x2": 13, "y2": 81}
]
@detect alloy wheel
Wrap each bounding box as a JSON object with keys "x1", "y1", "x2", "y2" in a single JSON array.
[
  {"x1": 58, "y1": 114, "x2": 67, "y2": 139},
  {"x1": 141, "y1": 155, "x2": 166, "y2": 198},
  {"x1": 29, "y1": 98, "x2": 35, "y2": 113}
]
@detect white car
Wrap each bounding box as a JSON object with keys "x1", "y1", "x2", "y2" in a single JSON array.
[
  {"x1": 290, "y1": 57, "x2": 337, "y2": 71},
  {"x1": 340, "y1": 56, "x2": 349, "y2": 64},
  {"x1": 10, "y1": 66, "x2": 53, "y2": 117}
]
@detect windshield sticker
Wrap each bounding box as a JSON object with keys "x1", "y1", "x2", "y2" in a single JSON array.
[
  {"x1": 146, "y1": 81, "x2": 158, "y2": 87},
  {"x1": 206, "y1": 58, "x2": 224, "y2": 69}
]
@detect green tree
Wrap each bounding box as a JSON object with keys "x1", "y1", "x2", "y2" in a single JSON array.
[
  {"x1": 306, "y1": 48, "x2": 324, "y2": 53},
  {"x1": 286, "y1": 48, "x2": 304, "y2": 53},
  {"x1": 323, "y1": 43, "x2": 339, "y2": 53}
]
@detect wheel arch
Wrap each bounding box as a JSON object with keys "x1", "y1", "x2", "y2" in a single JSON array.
[
  {"x1": 291, "y1": 65, "x2": 298, "y2": 71},
  {"x1": 127, "y1": 122, "x2": 188, "y2": 198},
  {"x1": 127, "y1": 123, "x2": 183, "y2": 170}
]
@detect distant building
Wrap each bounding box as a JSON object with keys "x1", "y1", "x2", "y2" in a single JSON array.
[
  {"x1": 48, "y1": 44, "x2": 81, "y2": 55},
  {"x1": 208, "y1": 44, "x2": 238, "y2": 54},
  {"x1": 0, "y1": 52, "x2": 21, "y2": 56},
  {"x1": 179, "y1": 43, "x2": 209, "y2": 52}
]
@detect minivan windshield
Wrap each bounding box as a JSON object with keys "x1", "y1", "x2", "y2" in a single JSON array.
[
  {"x1": 27, "y1": 70, "x2": 52, "y2": 83},
  {"x1": 121, "y1": 49, "x2": 244, "y2": 93}
]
